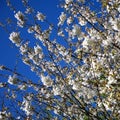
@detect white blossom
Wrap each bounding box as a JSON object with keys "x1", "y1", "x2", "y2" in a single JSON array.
[
  {"x1": 36, "y1": 12, "x2": 46, "y2": 21},
  {"x1": 25, "y1": 7, "x2": 34, "y2": 14},
  {"x1": 18, "y1": 84, "x2": 27, "y2": 90},
  {"x1": 103, "y1": 36, "x2": 112, "y2": 46},
  {"x1": 21, "y1": 99, "x2": 33, "y2": 116},
  {"x1": 109, "y1": 17, "x2": 120, "y2": 31},
  {"x1": 57, "y1": 29, "x2": 64, "y2": 36},
  {"x1": 0, "y1": 111, "x2": 10, "y2": 119},
  {"x1": 8, "y1": 75, "x2": 18, "y2": 85},
  {"x1": 34, "y1": 45, "x2": 42, "y2": 55},
  {"x1": 82, "y1": 36, "x2": 89, "y2": 49},
  {"x1": 41, "y1": 74, "x2": 53, "y2": 87},
  {"x1": 28, "y1": 26, "x2": 34, "y2": 33},
  {"x1": 72, "y1": 81, "x2": 81, "y2": 91},
  {"x1": 65, "y1": 0, "x2": 73, "y2": 4},
  {"x1": 72, "y1": 24, "x2": 81, "y2": 36},
  {"x1": 9, "y1": 32, "x2": 21, "y2": 46},
  {"x1": 78, "y1": 17, "x2": 87, "y2": 26},
  {"x1": 67, "y1": 16, "x2": 73, "y2": 25},
  {"x1": 0, "y1": 83, "x2": 4, "y2": 88},
  {"x1": 14, "y1": 11, "x2": 25, "y2": 27},
  {"x1": 53, "y1": 85, "x2": 62, "y2": 96},
  {"x1": 58, "y1": 12, "x2": 66, "y2": 26}
]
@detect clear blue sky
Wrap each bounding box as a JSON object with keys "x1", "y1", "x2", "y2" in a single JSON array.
[{"x1": 0, "y1": 0, "x2": 61, "y2": 80}]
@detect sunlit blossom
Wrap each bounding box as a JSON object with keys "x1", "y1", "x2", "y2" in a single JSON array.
[
  {"x1": 41, "y1": 74, "x2": 53, "y2": 87},
  {"x1": 58, "y1": 12, "x2": 66, "y2": 26},
  {"x1": 9, "y1": 32, "x2": 21, "y2": 46},
  {"x1": 36, "y1": 12, "x2": 46, "y2": 21}
]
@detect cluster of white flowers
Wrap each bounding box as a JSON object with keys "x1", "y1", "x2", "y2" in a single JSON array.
[
  {"x1": 82, "y1": 38, "x2": 89, "y2": 50},
  {"x1": 21, "y1": 98, "x2": 33, "y2": 116},
  {"x1": 34, "y1": 44, "x2": 42, "y2": 55},
  {"x1": 22, "y1": 57, "x2": 31, "y2": 65},
  {"x1": 78, "y1": 17, "x2": 87, "y2": 26},
  {"x1": 20, "y1": 42, "x2": 29, "y2": 55},
  {"x1": 25, "y1": 7, "x2": 34, "y2": 14},
  {"x1": 72, "y1": 24, "x2": 81, "y2": 37},
  {"x1": 9, "y1": 32, "x2": 21, "y2": 47},
  {"x1": 18, "y1": 84, "x2": 27, "y2": 90},
  {"x1": 14, "y1": 11, "x2": 25, "y2": 27},
  {"x1": 36, "y1": 12, "x2": 46, "y2": 21},
  {"x1": 41, "y1": 74, "x2": 53, "y2": 87},
  {"x1": 53, "y1": 85, "x2": 62, "y2": 96},
  {"x1": 0, "y1": 83, "x2": 5, "y2": 88},
  {"x1": 70, "y1": 80, "x2": 81, "y2": 91},
  {"x1": 67, "y1": 16, "x2": 73, "y2": 25},
  {"x1": 28, "y1": 25, "x2": 41, "y2": 34},
  {"x1": 58, "y1": 12, "x2": 66, "y2": 26},
  {"x1": 102, "y1": 36, "x2": 113, "y2": 46},
  {"x1": 8, "y1": 75, "x2": 18, "y2": 85},
  {"x1": 65, "y1": 0, "x2": 73, "y2": 4},
  {"x1": 0, "y1": 111, "x2": 11, "y2": 119},
  {"x1": 57, "y1": 29, "x2": 64, "y2": 36},
  {"x1": 109, "y1": 17, "x2": 120, "y2": 31}
]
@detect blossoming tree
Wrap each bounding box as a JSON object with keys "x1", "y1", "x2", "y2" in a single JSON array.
[{"x1": 0, "y1": 0, "x2": 120, "y2": 119}]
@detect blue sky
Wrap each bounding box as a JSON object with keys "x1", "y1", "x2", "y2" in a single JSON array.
[{"x1": 0, "y1": 0, "x2": 61, "y2": 80}]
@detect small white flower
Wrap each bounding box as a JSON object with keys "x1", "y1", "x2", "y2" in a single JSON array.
[
  {"x1": 28, "y1": 26, "x2": 34, "y2": 33},
  {"x1": 0, "y1": 111, "x2": 8, "y2": 119},
  {"x1": 9, "y1": 32, "x2": 21, "y2": 46},
  {"x1": 18, "y1": 84, "x2": 27, "y2": 90},
  {"x1": 15, "y1": 11, "x2": 24, "y2": 21},
  {"x1": 34, "y1": 45, "x2": 42, "y2": 55},
  {"x1": 58, "y1": 29, "x2": 64, "y2": 36},
  {"x1": 58, "y1": 12, "x2": 66, "y2": 26},
  {"x1": 16, "y1": 116, "x2": 21, "y2": 119},
  {"x1": 118, "y1": 5, "x2": 120, "y2": 12},
  {"x1": 53, "y1": 86, "x2": 61, "y2": 96},
  {"x1": 25, "y1": 8, "x2": 34, "y2": 14},
  {"x1": 8, "y1": 75, "x2": 18, "y2": 85},
  {"x1": 41, "y1": 74, "x2": 53, "y2": 87},
  {"x1": 21, "y1": 99, "x2": 33, "y2": 116},
  {"x1": 22, "y1": 57, "x2": 31, "y2": 65},
  {"x1": 78, "y1": 17, "x2": 87, "y2": 26},
  {"x1": 72, "y1": 81, "x2": 80, "y2": 91},
  {"x1": 67, "y1": 16, "x2": 73, "y2": 25},
  {"x1": 15, "y1": 11, "x2": 25, "y2": 27},
  {"x1": 20, "y1": 45, "x2": 28, "y2": 55},
  {"x1": 82, "y1": 36, "x2": 89, "y2": 48},
  {"x1": 65, "y1": 0, "x2": 73, "y2": 4},
  {"x1": 107, "y1": 76, "x2": 117, "y2": 85},
  {"x1": 0, "y1": 83, "x2": 4, "y2": 88},
  {"x1": 102, "y1": 36, "x2": 112, "y2": 46},
  {"x1": 36, "y1": 12, "x2": 46, "y2": 21},
  {"x1": 109, "y1": 17, "x2": 120, "y2": 31},
  {"x1": 72, "y1": 24, "x2": 81, "y2": 36}
]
